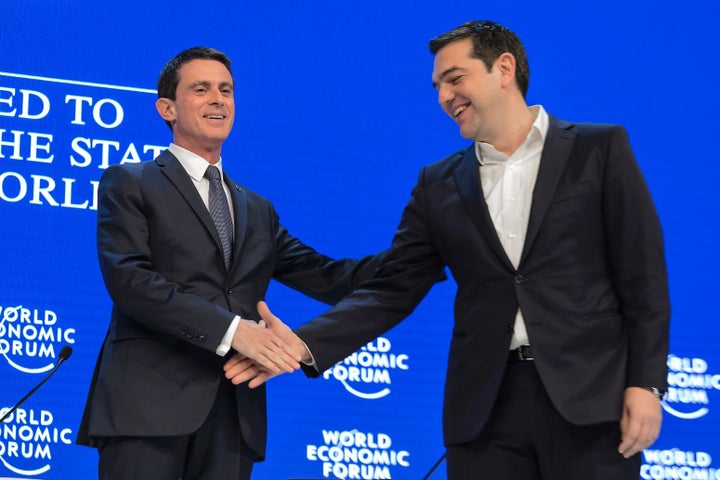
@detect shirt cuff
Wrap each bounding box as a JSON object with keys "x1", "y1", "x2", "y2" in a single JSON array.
[
  {"x1": 216, "y1": 315, "x2": 241, "y2": 356},
  {"x1": 301, "y1": 340, "x2": 319, "y2": 370}
]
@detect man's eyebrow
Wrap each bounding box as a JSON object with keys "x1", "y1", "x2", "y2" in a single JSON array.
[
  {"x1": 187, "y1": 80, "x2": 233, "y2": 89},
  {"x1": 431, "y1": 66, "x2": 463, "y2": 88},
  {"x1": 188, "y1": 80, "x2": 211, "y2": 89}
]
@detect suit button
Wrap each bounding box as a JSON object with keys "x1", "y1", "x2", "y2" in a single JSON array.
[
  {"x1": 514, "y1": 275, "x2": 527, "y2": 285},
  {"x1": 504, "y1": 323, "x2": 514, "y2": 333},
  {"x1": 225, "y1": 289, "x2": 233, "y2": 295},
  {"x1": 198, "y1": 335, "x2": 207, "y2": 343}
]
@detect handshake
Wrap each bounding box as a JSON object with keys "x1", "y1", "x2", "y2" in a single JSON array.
[{"x1": 225, "y1": 301, "x2": 311, "y2": 388}]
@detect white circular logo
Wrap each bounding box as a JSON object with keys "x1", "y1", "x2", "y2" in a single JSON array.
[
  {"x1": 0, "y1": 305, "x2": 75, "y2": 374},
  {"x1": 0, "y1": 408, "x2": 73, "y2": 477},
  {"x1": 306, "y1": 429, "x2": 410, "y2": 479},
  {"x1": 322, "y1": 337, "x2": 409, "y2": 399},
  {"x1": 663, "y1": 355, "x2": 719, "y2": 420}
]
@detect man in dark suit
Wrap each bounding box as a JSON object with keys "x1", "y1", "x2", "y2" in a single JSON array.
[
  {"x1": 225, "y1": 20, "x2": 671, "y2": 479},
  {"x1": 76, "y1": 46, "x2": 381, "y2": 480}
]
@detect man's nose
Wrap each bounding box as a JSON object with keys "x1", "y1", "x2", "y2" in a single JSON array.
[
  {"x1": 437, "y1": 84, "x2": 454, "y2": 107},
  {"x1": 208, "y1": 89, "x2": 225, "y2": 105}
]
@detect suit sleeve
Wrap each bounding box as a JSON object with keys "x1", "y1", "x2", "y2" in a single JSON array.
[
  {"x1": 602, "y1": 126, "x2": 671, "y2": 390},
  {"x1": 271, "y1": 218, "x2": 387, "y2": 306},
  {"x1": 293, "y1": 168, "x2": 445, "y2": 374}
]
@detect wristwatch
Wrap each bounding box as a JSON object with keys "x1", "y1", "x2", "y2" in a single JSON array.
[{"x1": 643, "y1": 387, "x2": 665, "y2": 400}]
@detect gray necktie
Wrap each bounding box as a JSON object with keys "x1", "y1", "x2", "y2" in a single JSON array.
[{"x1": 204, "y1": 165, "x2": 233, "y2": 270}]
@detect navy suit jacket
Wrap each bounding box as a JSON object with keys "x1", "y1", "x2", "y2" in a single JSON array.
[
  {"x1": 77, "y1": 150, "x2": 381, "y2": 459},
  {"x1": 296, "y1": 117, "x2": 671, "y2": 446}
]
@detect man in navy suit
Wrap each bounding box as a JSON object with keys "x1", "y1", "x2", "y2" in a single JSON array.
[
  {"x1": 225, "y1": 20, "x2": 671, "y2": 479},
  {"x1": 76, "y1": 46, "x2": 382, "y2": 480}
]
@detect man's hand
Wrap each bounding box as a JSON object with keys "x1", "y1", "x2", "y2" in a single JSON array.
[
  {"x1": 229, "y1": 301, "x2": 303, "y2": 374},
  {"x1": 257, "y1": 300, "x2": 311, "y2": 362},
  {"x1": 224, "y1": 352, "x2": 279, "y2": 388},
  {"x1": 225, "y1": 301, "x2": 310, "y2": 387},
  {"x1": 618, "y1": 386, "x2": 663, "y2": 458}
]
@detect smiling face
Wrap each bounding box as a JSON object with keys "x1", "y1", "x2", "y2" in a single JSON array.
[
  {"x1": 156, "y1": 58, "x2": 235, "y2": 162},
  {"x1": 431, "y1": 37, "x2": 512, "y2": 143}
]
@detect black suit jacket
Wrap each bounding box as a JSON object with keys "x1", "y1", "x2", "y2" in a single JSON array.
[
  {"x1": 77, "y1": 150, "x2": 380, "y2": 459},
  {"x1": 295, "y1": 117, "x2": 671, "y2": 446}
]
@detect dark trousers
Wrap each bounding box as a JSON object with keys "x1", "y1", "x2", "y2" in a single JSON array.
[
  {"x1": 446, "y1": 361, "x2": 641, "y2": 480},
  {"x1": 97, "y1": 380, "x2": 255, "y2": 480}
]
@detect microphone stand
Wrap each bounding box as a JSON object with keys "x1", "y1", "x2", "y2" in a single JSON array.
[
  {"x1": 422, "y1": 452, "x2": 446, "y2": 480},
  {"x1": 0, "y1": 346, "x2": 72, "y2": 423}
]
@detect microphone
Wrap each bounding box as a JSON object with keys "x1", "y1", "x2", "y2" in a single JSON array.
[
  {"x1": 0, "y1": 345, "x2": 73, "y2": 424},
  {"x1": 421, "y1": 452, "x2": 446, "y2": 480}
]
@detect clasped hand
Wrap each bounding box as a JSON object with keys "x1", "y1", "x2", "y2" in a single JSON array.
[{"x1": 225, "y1": 301, "x2": 308, "y2": 388}]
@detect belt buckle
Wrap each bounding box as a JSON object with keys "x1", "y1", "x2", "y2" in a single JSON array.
[{"x1": 517, "y1": 345, "x2": 534, "y2": 361}]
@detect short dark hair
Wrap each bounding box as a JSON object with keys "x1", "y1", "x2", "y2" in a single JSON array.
[
  {"x1": 429, "y1": 20, "x2": 530, "y2": 98},
  {"x1": 156, "y1": 47, "x2": 233, "y2": 129}
]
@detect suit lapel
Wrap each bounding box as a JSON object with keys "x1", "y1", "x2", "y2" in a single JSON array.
[
  {"x1": 453, "y1": 146, "x2": 514, "y2": 270},
  {"x1": 225, "y1": 174, "x2": 248, "y2": 272},
  {"x1": 156, "y1": 151, "x2": 248, "y2": 274},
  {"x1": 155, "y1": 151, "x2": 227, "y2": 258},
  {"x1": 521, "y1": 117, "x2": 577, "y2": 264}
]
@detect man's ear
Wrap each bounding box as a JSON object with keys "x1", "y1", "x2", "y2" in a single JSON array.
[
  {"x1": 155, "y1": 97, "x2": 176, "y2": 123},
  {"x1": 494, "y1": 52, "x2": 517, "y2": 89}
]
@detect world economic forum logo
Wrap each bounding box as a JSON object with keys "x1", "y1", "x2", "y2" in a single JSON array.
[
  {"x1": 306, "y1": 428, "x2": 411, "y2": 479},
  {"x1": 322, "y1": 337, "x2": 409, "y2": 399},
  {"x1": 663, "y1": 354, "x2": 720, "y2": 420},
  {"x1": 0, "y1": 407, "x2": 74, "y2": 477},
  {"x1": 0, "y1": 304, "x2": 75, "y2": 373},
  {"x1": 642, "y1": 448, "x2": 720, "y2": 480}
]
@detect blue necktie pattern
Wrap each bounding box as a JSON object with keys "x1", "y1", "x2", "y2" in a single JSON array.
[{"x1": 204, "y1": 165, "x2": 233, "y2": 270}]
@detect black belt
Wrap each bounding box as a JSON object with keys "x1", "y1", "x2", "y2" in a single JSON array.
[{"x1": 508, "y1": 345, "x2": 534, "y2": 362}]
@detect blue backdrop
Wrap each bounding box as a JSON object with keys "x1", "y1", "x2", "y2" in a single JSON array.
[{"x1": 1, "y1": 1, "x2": 718, "y2": 479}]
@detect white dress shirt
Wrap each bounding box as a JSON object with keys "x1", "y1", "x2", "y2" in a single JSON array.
[
  {"x1": 169, "y1": 143, "x2": 235, "y2": 223},
  {"x1": 475, "y1": 105, "x2": 549, "y2": 349}
]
